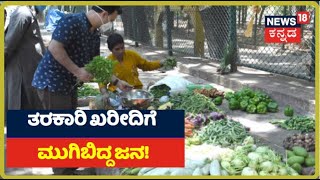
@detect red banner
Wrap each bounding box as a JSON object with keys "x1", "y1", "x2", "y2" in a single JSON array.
[
  {"x1": 6, "y1": 138, "x2": 185, "y2": 168},
  {"x1": 264, "y1": 27, "x2": 301, "y2": 43}
]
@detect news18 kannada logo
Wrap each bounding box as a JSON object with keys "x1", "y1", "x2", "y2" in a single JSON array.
[{"x1": 264, "y1": 11, "x2": 310, "y2": 43}]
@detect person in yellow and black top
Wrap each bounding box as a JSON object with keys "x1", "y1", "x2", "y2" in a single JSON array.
[{"x1": 99, "y1": 33, "x2": 167, "y2": 94}]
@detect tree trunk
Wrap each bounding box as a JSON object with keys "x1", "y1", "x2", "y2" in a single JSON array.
[
  {"x1": 120, "y1": 6, "x2": 151, "y2": 44},
  {"x1": 134, "y1": 6, "x2": 152, "y2": 45},
  {"x1": 121, "y1": 7, "x2": 133, "y2": 38},
  {"x1": 155, "y1": 7, "x2": 164, "y2": 48},
  {"x1": 184, "y1": 6, "x2": 205, "y2": 57}
]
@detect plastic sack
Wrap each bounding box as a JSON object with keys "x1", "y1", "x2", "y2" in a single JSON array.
[
  {"x1": 148, "y1": 76, "x2": 193, "y2": 95},
  {"x1": 44, "y1": 7, "x2": 64, "y2": 31}
]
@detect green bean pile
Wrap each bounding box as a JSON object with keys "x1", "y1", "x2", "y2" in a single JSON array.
[
  {"x1": 170, "y1": 91, "x2": 220, "y2": 114},
  {"x1": 197, "y1": 119, "x2": 249, "y2": 147}
]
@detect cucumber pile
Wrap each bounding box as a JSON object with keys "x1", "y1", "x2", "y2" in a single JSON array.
[{"x1": 286, "y1": 146, "x2": 315, "y2": 175}]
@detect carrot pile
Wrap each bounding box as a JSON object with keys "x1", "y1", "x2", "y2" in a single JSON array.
[{"x1": 185, "y1": 119, "x2": 195, "y2": 137}]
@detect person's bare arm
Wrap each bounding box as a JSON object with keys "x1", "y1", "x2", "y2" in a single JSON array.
[{"x1": 48, "y1": 40, "x2": 92, "y2": 82}]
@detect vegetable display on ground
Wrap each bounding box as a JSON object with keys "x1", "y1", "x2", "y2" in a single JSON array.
[{"x1": 140, "y1": 79, "x2": 316, "y2": 176}]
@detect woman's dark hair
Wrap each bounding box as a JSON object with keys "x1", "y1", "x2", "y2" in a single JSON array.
[
  {"x1": 107, "y1": 33, "x2": 124, "y2": 51},
  {"x1": 92, "y1": 6, "x2": 122, "y2": 15}
]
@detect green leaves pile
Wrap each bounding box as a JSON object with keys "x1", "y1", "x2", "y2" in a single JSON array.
[
  {"x1": 85, "y1": 56, "x2": 118, "y2": 84},
  {"x1": 150, "y1": 84, "x2": 171, "y2": 98},
  {"x1": 77, "y1": 84, "x2": 100, "y2": 98},
  {"x1": 162, "y1": 57, "x2": 177, "y2": 70}
]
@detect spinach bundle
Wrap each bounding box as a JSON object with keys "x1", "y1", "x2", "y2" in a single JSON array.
[
  {"x1": 150, "y1": 84, "x2": 171, "y2": 98},
  {"x1": 85, "y1": 56, "x2": 118, "y2": 84},
  {"x1": 162, "y1": 57, "x2": 177, "y2": 70}
]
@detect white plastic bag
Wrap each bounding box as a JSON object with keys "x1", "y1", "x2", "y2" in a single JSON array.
[{"x1": 148, "y1": 76, "x2": 193, "y2": 95}]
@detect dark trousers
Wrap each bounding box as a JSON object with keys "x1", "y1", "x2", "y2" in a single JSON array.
[{"x1": 37, "y1": 88, "x2": 78, "y2": 175}]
